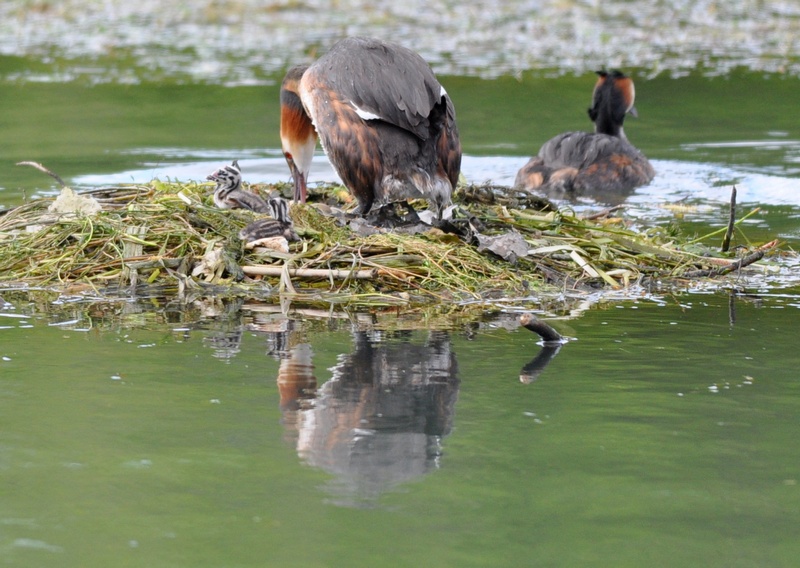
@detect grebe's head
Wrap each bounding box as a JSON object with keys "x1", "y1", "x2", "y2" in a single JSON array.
[
  {"x1": 207, "y1": 160, "x2": 242, "y2": 194},
  {"x1": 588, "y1": 70, "x2": 637, "y2": 138}
]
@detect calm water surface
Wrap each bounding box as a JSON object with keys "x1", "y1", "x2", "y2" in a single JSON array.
[
  {"x1": 1, "y1": 292, "x2": 800, "y2": 566},
  {"x1": 3, "y1": 2, "x2": 800, "y2": 566}
]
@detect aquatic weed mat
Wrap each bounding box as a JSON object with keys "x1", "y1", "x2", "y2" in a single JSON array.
[{"x1": 0, "y1": 180, "x2": 786, "y2": 307}]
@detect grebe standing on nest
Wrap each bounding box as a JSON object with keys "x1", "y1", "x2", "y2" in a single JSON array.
[
  {"x1": 279, "y1": 36, "x2": 462, "y2": 220},
  {"x1": 515, "y1": 70, "x2": 654, "y2": 199}
]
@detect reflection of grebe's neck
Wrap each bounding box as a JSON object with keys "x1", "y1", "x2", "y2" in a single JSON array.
[{"x1": 277, "y1": 344, "x2": 316, "y2": 412}]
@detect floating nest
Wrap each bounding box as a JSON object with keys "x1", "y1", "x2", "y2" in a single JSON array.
[{"x1": 0, "y1": 172, "x2": 781, "y2": 307}]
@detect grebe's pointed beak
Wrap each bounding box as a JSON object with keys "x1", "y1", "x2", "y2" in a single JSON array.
[
  {"x1": 628, "y1": 105, "x2": 639, "y2": 118},
  {"x1": 287, "y1": 156, "x2": 307, "y2": 203}
]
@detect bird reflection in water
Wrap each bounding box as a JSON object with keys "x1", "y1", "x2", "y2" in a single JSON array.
[
  {"x1": 274, "y1": 328, "x2": 460, "y2": 507},
  {"x1": 252, "y1": 316, "x2": 319, "y2": 445}
]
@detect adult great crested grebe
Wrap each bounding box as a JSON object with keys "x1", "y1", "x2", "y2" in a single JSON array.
[
  {"x1": 515, "y1": 70, "x2": 654, "y2": 199},
  {"x1": 279, "y1": 36, "x2": 462, "y2": 220}
]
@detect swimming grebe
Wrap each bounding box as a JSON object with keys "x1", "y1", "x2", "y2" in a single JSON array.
[{"x1": 515, "y1": 70, "x2": 654, "y2": 199}]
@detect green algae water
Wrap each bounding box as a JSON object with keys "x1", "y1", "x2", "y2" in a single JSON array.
[
  {"x1": 2, "y1": 1, "x2": 800, "y2": 565},
  {"x1": 1, "y1": 293, "x2": 799, "y2": 567}
]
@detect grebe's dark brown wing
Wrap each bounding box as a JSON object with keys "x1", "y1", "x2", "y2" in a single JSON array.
[
  {"x1": 568, "y1": 134, "x2": 654, "y2": 192},
  {"x1": 537, "y1": 132, "x2": 646, "y2": 172},
  {"x1": 298, "y1": 37, "x2": 461, "y2": 215},
  {"x1": 304, "y1": 37, "x2": 447, "y2": 140}
]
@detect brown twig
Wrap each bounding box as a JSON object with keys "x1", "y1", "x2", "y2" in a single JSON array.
[
  {"x1": 721, "y1": 185, "x2": 736, "y2": 252},
  {"x1": 16, "y1": 161, "x2": 67, "y2": 188},
  {"x1": 683, "y1": 239, "x2": 778, "y2": 278},
  {"x1": 519, "y1": 313, "x2": 563, "y2": 343}
]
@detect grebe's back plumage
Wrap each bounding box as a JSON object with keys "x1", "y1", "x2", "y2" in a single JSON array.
[
  {"x1": 515, "y1": 70, "x2": 654, "y2": 198},
  {"x1": 280, "y1": 37, "x2": 461, "y2": 217}
]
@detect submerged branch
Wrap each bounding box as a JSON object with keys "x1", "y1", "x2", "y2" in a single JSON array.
[{"x1": 519, "y1": 313, "x2": 563, "y2": 343}]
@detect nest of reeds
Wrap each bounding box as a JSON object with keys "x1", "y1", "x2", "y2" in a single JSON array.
[{"x1": 0, "y1": 173, "x2": 781, "y2": 306}]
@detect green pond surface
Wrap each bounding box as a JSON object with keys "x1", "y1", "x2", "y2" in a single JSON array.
[
  {"x1": 3, "y1": 3, "x2": 800, "y2": 565},
  {"x1": 1, "y1": 292, "x2": 799, "y2": 567}
]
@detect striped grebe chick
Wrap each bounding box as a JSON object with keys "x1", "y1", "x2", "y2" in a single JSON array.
[
  {"x1": 207, "y1": 160, "x2": 271, "y2": 213},
  {"x1": 239, "y1": 197, "x2": 299, "y2": 243}
]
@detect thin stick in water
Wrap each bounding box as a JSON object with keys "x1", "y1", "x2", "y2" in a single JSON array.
[
  {"x1": 721, "y1": 185, "x2": 737, "y2": 252},
  {"x1": 683, "y1": 239, "x2": 778, "y2": 278},
  {"x1": 519, "y1": 313, "x2": 563, "y2": 343},
  {"x1": 16, "y1": 161, "x2": 67, "y2": 188}
]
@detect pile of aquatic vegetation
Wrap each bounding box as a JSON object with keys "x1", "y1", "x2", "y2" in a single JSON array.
[{"x1": 0, "y1": 175, "x2": 780, "y2": 306}]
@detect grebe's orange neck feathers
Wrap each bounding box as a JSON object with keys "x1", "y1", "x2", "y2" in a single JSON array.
[
  {"x1": 588, "y1": 69, "x2": 637, "y2": 139},
  {"x1": 280, "y1": 65, "x2": 317, "y2": 203}
]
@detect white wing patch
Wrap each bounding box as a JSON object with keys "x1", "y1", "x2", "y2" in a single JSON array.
[
  {"x1": 299, "y1": 90, "x2": 317, "y2": 129},
  {"x1": 352, "y1": 102, "x2": 382, "y2": 121}
]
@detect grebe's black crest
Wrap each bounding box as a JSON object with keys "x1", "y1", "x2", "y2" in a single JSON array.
[
  {"x1": 515, "y1": 70, "x2": 654, "y2": 201},
  {"x1": 206, "y1": 160, "x2": 271, "y2": 213},
  {"x1": 280, "y1": 37, "x2": 462, "y2": 220}
]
